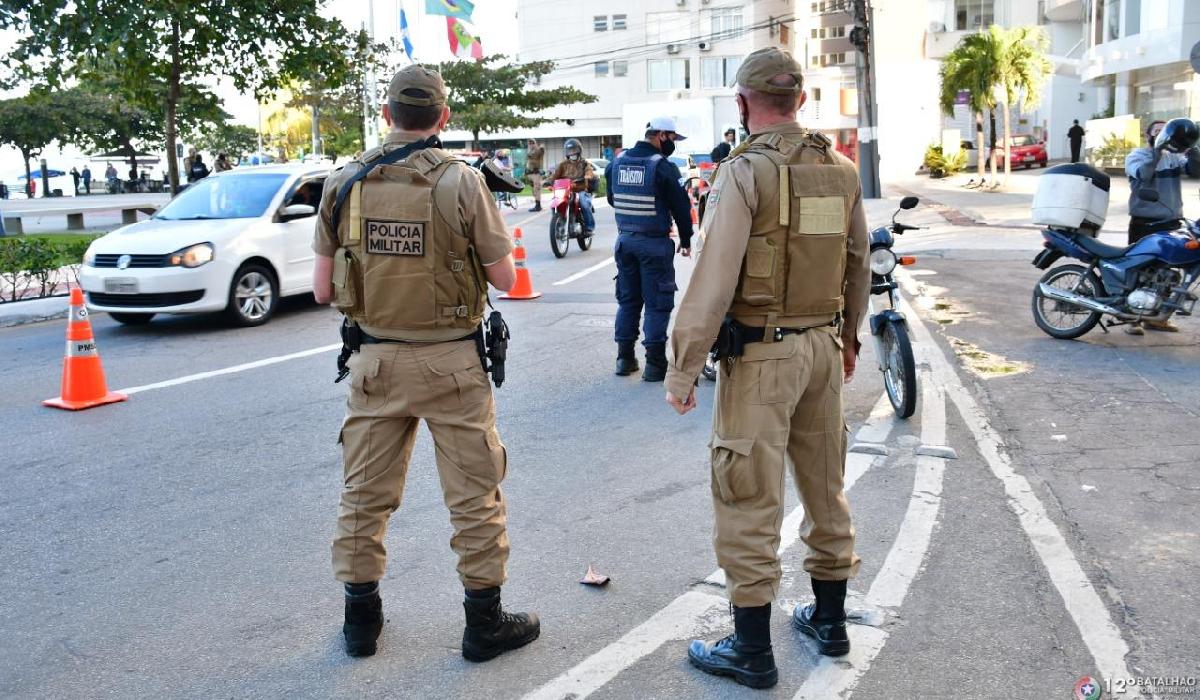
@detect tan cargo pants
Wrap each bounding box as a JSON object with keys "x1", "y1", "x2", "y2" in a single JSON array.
[
  {"x1": 710, "y1": 327, "x2": 860, "y2": 607},
  {"x1": 332, "y1": 339, "x2": 509, "y2": 589}
]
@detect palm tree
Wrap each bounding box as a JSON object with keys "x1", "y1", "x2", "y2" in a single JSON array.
[
  {"x1": 939, "y1": 32, "x2": 1000, "y2": 182},
  {"x1": 992, "y1": 25, "x2": 1053, "y2": 183}
]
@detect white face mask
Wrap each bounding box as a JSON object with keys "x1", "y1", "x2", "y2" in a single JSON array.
[{"x1": 568, "y1": 154, "x2": 580, "y2": 161}]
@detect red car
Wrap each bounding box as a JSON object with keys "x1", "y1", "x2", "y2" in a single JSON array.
[{"x1": 992, "y1": 134, "x2": 1048, "y2": 169}]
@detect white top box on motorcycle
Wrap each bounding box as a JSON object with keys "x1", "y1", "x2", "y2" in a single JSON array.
[{"x1": 1032, "y1": 163, "x2": 1110, "y2": 234}]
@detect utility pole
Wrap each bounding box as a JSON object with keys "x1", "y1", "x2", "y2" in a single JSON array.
[
  {"x1": 850, "y1": 0, "x2": 881, "y2": 199},
  {"x1": 364, "y1": 0, "x2": 381, "y2": 149}
]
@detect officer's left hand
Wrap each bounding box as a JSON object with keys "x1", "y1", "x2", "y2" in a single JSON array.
[
  {"x1": 678, "y1": 243, "x2": 692, "y2": 257},
  {"x1": 666, "y1": 388, "x2": 697, "y2": 415},
  {"x1": 843, "y1": 344, "x2": 857, "y2": 384}
]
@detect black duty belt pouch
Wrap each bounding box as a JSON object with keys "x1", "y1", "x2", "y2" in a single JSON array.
[
  {"x1": 483, "y1": 310, "x2": 510, "y2": 388},
  {"x1": 712, "y1": 317, "x2": 747, "y2": 361}
]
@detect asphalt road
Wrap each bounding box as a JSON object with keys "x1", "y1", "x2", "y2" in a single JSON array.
[{"x1": 0, "y1": 195, "x2": 1195, "y2": 699}]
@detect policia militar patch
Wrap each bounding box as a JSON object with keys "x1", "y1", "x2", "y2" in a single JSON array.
[{"x1": 365, "y1": 219, "x2": 426, "y2": 256}]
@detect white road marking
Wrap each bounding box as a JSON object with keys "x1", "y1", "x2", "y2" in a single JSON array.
[
  {"x1": 116, "y1": 344, "x2": 341, "y2": 395},
  {"x1": 896, "y1": 270, "x2": 1134, "y2": 683},
  {"x1": 523, "y1": 399, "x2": 897, "y2": 700},
  {"x1": 552, "y1": 257, "x2": 615, "y2": 286}
]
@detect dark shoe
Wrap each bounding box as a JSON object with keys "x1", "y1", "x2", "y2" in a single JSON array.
[
  {"x1": 642, "y1": 344, "x2": 667, "y2": 383},
  {"x1": 462, "y1": 587, "x2": 540, "y2": 662},
  {"x1": 528, "y1": 203, "x2": 542, "y2": 212},
  {"x1": 687, "y1": 604, "x2": 778, "y2": 689},
  {"x1": 343, "y1": 584, "x2": 383, "y2": 658},
  {"x1": 792, "y1": 579, "x2": 850, "y2": 657},
  {"x1": 615, "y1": 342, "x2": 639, "y2": 376}
]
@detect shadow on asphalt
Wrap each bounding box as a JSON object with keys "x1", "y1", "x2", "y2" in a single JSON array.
[{"x1": 99, "y1": 294, "x2": 328, "y2": 337}]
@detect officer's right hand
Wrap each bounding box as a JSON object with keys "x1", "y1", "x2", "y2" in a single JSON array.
[
  {"x1": 666, "y1": 388, "x2": 697, "y2": 415},
  {"x1": 678, "y1": 243, "x2": 692, "y2": 257},
  {"x1": 842, "y1": 344, "x2": 858, "y2": 384}
]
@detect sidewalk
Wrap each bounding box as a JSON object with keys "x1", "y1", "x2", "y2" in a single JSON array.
[{"x1": 885, "y1": 164, "x2": 1200, "y2": 235}]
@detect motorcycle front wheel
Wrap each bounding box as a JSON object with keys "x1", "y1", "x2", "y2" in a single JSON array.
[
  {"x1": 881, "y1": 319, "x2": 917, "y2": 419},
  {"x1": 549, "y1": 210, "x2": 570, "y2": 258},
  {"x1": 1031, "y1": 263, "x2": 1103, "y2": 339}
]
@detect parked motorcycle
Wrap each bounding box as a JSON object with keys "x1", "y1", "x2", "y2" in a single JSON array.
[
  {"x1": 549, "y1": 177, "x2": 593, "y2": 258},
  {"x1": 869, "y1": 196, "x2": 922, "y2": 418},
  {"x1": 1030, "y1": 162, "x2": 1200, "y2": 339}
]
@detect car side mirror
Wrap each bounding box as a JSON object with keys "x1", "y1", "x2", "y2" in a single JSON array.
[
  {"x1": 279, "y1": 203, "x2": 316, "y2": 220},
  {"x1": 899, "y1": 196, "x2": 919, "y2": 210},
  {"x1": 1138, "y1": 188, "x2": 1161, "y2": 202}
]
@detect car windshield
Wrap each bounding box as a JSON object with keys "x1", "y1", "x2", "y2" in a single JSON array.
[
  {"x1": 1010, "y1": 135, "x2": 1036, "y2": 147},
  {"x1": 154, "y1": 174, "x2": 289, "y2": 220},
  {"x1": 691, "y1": 154, "x2": 713, "y2": 165}
]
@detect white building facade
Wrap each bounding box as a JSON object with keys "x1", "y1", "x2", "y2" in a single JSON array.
[{"x1": 443, "y1": 0, "x2": 793, "y2": 164}]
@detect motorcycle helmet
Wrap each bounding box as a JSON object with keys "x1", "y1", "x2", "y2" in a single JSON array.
[
  {"x1": 1154, "y1": 118, "x2": 1200, "y2": 153},
  {"x1": 563, "y1": 138, "x2": 582, "y2": 160}
]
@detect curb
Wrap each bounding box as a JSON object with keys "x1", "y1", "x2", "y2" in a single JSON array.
[{"x1": 0, "y1": 295, "x2": 70, "y2": 327}]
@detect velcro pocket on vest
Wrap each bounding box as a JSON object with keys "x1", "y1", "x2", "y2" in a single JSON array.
[
  {"x1": 709, "y1": 434, "x2": 757, "y2": 504},
  {"x1": 739, "y1": 237, "x2": 778, "y2": 305}
]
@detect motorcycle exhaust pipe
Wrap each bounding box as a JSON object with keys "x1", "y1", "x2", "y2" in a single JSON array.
[{"x1": 1037, "y1": 283, "x2": 1124, "y2": 316}]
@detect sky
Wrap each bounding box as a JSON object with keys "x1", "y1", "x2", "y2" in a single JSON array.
[{"x1": 0, "y1": 0, "x2": 518, "y2": 184}]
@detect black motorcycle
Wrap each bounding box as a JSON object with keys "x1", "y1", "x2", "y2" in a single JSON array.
[{"x1": 868, "y1": 196, "x2": 922, "y2": 418}]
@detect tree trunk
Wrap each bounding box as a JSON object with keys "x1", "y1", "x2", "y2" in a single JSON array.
[
  {"x1": 988, "y1": 109, "x2": 998, "y2": 180},
  {"x1": 1002, "y1": 101, "x2": 1012, "y2": 184},
  {"x1": 123, "y1": 139, "x2": 137, "y2": 183},
  {"x1": 311, "y1": 101, "x2": 321, "y2": 157},
  {"x1": 473, "y1": 130, "x2": 480, "y2": 152},
  {"x1": 21, "y1": 149, "x2": 33, "y2": 198},
  {"x1": 975, "y1": 112, "x2": 985, "y2": 179},
  {"x1": 165, "y1": 18, "x2": 182, "y2": 195}
]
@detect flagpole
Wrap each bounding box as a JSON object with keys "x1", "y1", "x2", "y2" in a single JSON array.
[{"x1": 365, "y1": 0, "x2": 380, "y2": 149}]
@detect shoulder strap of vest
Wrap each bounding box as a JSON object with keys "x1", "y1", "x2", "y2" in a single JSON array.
[
  {"x1": 431, "y1": 162, "x2": 493, "y2": 311},
  {"x1": 328, "y1": 135, "x2": 442, "y2": 233}
]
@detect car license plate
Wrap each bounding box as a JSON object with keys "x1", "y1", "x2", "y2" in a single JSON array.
[
  {"x1": 1024, "y1": 156, "x2": 1035, "y2": 162},
  {"x1": 104, "y1": 277, "x2": 138, "y2": 294}
]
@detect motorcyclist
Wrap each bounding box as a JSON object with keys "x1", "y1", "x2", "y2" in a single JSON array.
[
  {"x1": 1124, "y1": 117, "x2": 1200, "y2": 334},
  {"x1": 548, "y1": 138, "x2": 596, "y2": 235}
]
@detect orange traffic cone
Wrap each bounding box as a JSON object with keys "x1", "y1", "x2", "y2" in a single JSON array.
[
  {"x1": 500, "y1": 227, "x2": 542, "y2": 300},
  {"x1": 43, "y1": 288, "x2": 127, "y2": 411}
]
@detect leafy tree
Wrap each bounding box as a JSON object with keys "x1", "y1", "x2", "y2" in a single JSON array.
[
  {"x1": 939, "y1": 32, "x2": 999, "y2": 182},
  {"x1": 992, "y1": 26, "x2": 1052, "y2": 181},
  {"x1": 437, "y1": 55, "x2": 596, "y2": 149},
  {"x1": 0, "y1": 93, "x2": 77, "y2": 196},
  {"x1": 1, "y1": 1, "x2": 348, "y2": 193},
  {"x1": 190, "y1": 122, "x2": 258, "y2": 164}
]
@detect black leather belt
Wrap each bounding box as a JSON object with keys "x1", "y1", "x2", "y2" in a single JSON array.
[
  {"x1": 741, "y1": 319, "x2": 839, "y2": 344},
  {"x1": 361, "y1": 328, "x2": 482, "y2": 345}
]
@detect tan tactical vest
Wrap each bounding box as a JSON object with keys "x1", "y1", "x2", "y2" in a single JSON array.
[
  {"x1": 727, "y1": 131, "x2": 861, "y2": 330},
  {"x1": 331, "y1": 147, "x2": 487, "y2": 341}
]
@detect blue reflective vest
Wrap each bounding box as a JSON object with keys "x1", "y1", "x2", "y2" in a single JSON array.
[{"x1": 611, "y1": 152, "x2": 672, "y2": 233}]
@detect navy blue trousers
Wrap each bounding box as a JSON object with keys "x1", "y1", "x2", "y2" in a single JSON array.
[{"x1": 614, "y1": 233, "x2": 677, "y2": 346}]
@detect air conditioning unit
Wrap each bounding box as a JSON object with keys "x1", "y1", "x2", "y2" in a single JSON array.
[
  {"x1": 666, "y1": 43, "x2": 681, "y2": 54},
  {"x1": 929, "y1": 21, "x2": 946, "y2": 33},
  {"x1": 698, "y1": 41, "x2": 712, "y2": 51}
]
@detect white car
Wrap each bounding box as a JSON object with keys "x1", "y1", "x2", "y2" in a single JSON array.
[{"x1": 80, "y1": 164, "x2": 329, "y2": 326}]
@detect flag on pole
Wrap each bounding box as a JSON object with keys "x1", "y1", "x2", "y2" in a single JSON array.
[
  {"x1": 425, "y1": 0, "x2": 474, "y2": 23},
  {"x1": 447, "y1": 17, "x2": 483, "y2": 59},
  {"x1": 400, "y1": 7, "x2": 415, "y2": 61}
]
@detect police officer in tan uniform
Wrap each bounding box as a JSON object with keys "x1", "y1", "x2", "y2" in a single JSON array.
[
  {"x1": 664, "y1": 47, "x2": 870, "y2": 689},
  {"x1": 312, "y1": 65, "x2": 540, "y2": 662}
]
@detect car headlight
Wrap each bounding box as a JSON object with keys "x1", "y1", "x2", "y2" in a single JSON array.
[
  {"x1": 83, "y1": 246, "x2": 96, "y2": 266},
  {"x1": 870, "y1": 248, "x2": 897, "y2": 275},
  {"x1": 169, "y1": 242, "x2": 215, "y2": 268}
]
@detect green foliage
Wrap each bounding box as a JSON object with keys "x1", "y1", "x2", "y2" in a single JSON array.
[
  {"x1": 0, "y1": 235, "x2": 99, "y2": 302},
  {"x1": 436, "y1": 55, "x2": 597, "y2": 148},
  {"x1": 1090, "y1": 134, "x2": 1138, "y2": 165},
  {"x1": 0, "y1": 92, "x2": 79, "y2": 194},
  {"x1": 190, "y1": 123, "x2": 259, "y2": 162},
  {"x1": 923, "y1": 145, "x2": 968, "y2": 178}
]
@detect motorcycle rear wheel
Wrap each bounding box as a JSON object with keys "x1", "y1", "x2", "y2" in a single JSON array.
[
  {"x1": 1031, "y1": 264, "x2": 1103, "y2": 339},
  {"x1": 881, "y1": 319, "x2": 917, "y2": 419},
  {"x1": 550, "y1": 210, "x2": 570, "y2": 258}
]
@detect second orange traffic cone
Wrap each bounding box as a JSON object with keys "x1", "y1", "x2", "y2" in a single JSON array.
[
  {"x1": 43, "y1": 288, "x2": 127, "y2": 411},
  {"x1": 500, "y1": 227, "x2": 541, "y2": 300}
]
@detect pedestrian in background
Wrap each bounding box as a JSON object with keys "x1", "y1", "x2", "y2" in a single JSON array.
[
  {"x1": 70, "y1": 167, "x2": 81, "y2": 194},
  {"x1": 188, "y1": 154, "x2": 210, "y2": 183},
  {"x1": 666, "y1": 47, "x2": 869, "y2": 689},
  {"x1": 1068, "y1": 119, "x2": 1085, "y2": 163},
  {"x1": 711, "y1": 127, "x2": 736, "y2": 162},
  {"x1": 214, "y1": 153, "x2": 232, "y2": 172},
  {"x1": 604, "y1": 117, "x2": 694, "y2": 382},
  {"x1": 526, "y1": 138, "x2": 545, "y2": 211},
  {"x1": 311, "y1": 64, "x2": 538, "y2": 662},
  {"x1": 81, "y1": 165, "x2": 91, "y2": 194}
]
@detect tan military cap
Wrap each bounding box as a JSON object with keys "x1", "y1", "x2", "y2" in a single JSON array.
[
  {"x1": 735, "y1": 47, "x2": 805, "y2": 94},
  {"x1": 387, "y1": 65, "x2": 447, "y2": 106}
]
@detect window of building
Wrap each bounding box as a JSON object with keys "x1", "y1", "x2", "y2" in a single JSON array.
[
  {"x1": 613, "y1": 14, "x2": 627, "y2": 31},
  {"x1": 812, "y1": 55, "x2": 820, "y2": 66},
  {"x1": 811, "y1": 2, "x2": 818, "y2": 12},
  {"x1": 647, "y1": 12, "x2": 691, "y2": 45},
  {"x1": 648, "y1": 59, "x2": 690, "y2": 91},
  {"x1": 594, "y1": 15, "x2": 607, "y2": 32},
  {"x1": 834, "y1": 52, "x2": 847, "y2": 64},
  {"x1": 813, "y1": 87, "x2": 822, "y2": 101},
  {"x1": 953, "y1": 0, "x2": 994, "y2": 31},
  {"x1": 1105, "y1": 0, "x2": 1122, "y2": 42},
  {"x1": 830, "y1": 25, "x2": 845, "y2": 38},
  {"x1": 613, "y1": 60, "x2": 628, "y2": 77},
  {"x1": 595, "y1": 61, "x2": 609, "y2": 77},
  {"x1": 818, "y1": 27, "x2": 826, "y2": 38},
  {"x1": 709, "y1": 7, "x2": 744, "y2": 39},
  {"x1": 1125, "y1": 0, "x2": 1139, "y2": 35},
  {"x1": 811, "y1": 27, "x2": 819, "y2": 38},
  {"x1": 700, "y1": 56, "x2": 742, "y2": 89}
]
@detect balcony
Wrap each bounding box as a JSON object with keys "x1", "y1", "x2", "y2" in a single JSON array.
[{"x1": 1044, "y1": 0, "x2": 1084, "y2": 23}]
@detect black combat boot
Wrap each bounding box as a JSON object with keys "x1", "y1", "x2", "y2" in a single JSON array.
[
  {"x1": 343, "y1": 582, "x2": 383, "y2": 657},
  {"x1": 615, "y1": 342, "x2": 640, "y2": 376},
  {"x1": 528, "y1": 202, "x2": 542, "y2": 212},
  {"x1": 642, "y1": 343, "x2": 668, "y2": 382},
  {"x1": 792, "y1": 578, "x2": 850, "y2": 656},
  {"x1": 688, "y1": 604, "x2": 778, "y2": 689},
  {"x1": 461, "y1": 586, "x2": 540, "y2": 662}
]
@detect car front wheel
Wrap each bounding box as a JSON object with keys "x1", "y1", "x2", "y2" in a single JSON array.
[{"x1": 224, "y1": 263, "x2": 278, "y2": 327}]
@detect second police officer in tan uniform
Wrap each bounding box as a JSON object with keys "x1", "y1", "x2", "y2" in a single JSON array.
[
  {"x1": 664, "y1": 47, "x2": 870, "y2": 689},
  {"x1": 311, "y1": 65, "x2": 540, "y2": 662}
]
